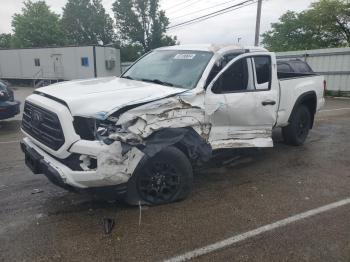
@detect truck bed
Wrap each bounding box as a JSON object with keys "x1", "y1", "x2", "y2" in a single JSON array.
[{"x1": 276, "y1": 74, "x2": 325, "y2": 127}]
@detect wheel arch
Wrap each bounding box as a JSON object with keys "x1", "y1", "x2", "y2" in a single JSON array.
[
  {"x1": 142, "y1": 127, "x2": 212, "y2": 164},
  {"x1": 289, "y1": 91, "x2": 317, "y2": 129}
]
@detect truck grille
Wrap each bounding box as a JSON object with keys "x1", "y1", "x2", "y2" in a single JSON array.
[{"x1": 22, "y1": 102, "x2": 65, "y2": 150}]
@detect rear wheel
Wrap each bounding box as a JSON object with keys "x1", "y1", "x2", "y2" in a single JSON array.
[
  {"x1": 125, "y1": 146, "x2": 193, "y2": 206},
  {"x1": 282, "y1": 105, "x2": 311, "y2": 146}
]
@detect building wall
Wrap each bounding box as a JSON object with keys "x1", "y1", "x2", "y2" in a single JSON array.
[
  {"x1": 0, "y1": 46, "x2": 121, "y2": 81},
  {"x1": 95, "y1": 47, "x2": 121, "y2": 77},
  {"x1": 68, "y1": 46, "x2": 95, "y2": 79},
  {"x1": 277, "y1": 47, "x2": 350, "y2": 94}
]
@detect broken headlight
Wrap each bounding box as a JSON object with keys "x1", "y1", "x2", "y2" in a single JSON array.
[
  {"x1": 73, "y1": 116, "x2": 122, "y2": 141},
  {"x1": 96, "y1": 119, "x2": 120, "y2": 138}
]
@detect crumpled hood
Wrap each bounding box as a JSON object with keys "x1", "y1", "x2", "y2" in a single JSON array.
[{"x1": 35, "y1": 77, "x2": 186, "y2": 119}]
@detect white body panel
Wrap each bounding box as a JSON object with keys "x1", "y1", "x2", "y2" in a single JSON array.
[
  {"x1": 205, "y1": 52, "x2": 279, "y2": 148},
  {"x1": 36, "y1": 77, "x2": 186, "y2": 118},
  {"x1": 21, "y1": 44, "x2": 325, "y2": 189},
  {"x1": 277, "y1": 75, "x2": 325, "y2": 126}
]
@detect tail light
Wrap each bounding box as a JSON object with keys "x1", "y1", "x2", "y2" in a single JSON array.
[{"x1": 323, "y1": 80, "x2": 327, "y2": 97}]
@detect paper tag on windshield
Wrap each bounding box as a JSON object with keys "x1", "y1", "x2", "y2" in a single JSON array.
[{"x1": 174, "y1": 54, "x2": 196, "y2": 60}]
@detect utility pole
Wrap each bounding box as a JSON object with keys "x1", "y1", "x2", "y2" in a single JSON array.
[{"x1": 254, "y1": 0, "x2": 263, "y2": 46}]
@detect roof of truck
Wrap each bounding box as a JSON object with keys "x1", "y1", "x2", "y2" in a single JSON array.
[{"x1": 156, "y1": 44, "x2": 268, "y2": 53}]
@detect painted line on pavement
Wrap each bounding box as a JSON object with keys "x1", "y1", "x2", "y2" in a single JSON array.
[
  {"x1": 165, "y1": 197, "x2": 350, "y2": 262},
  {"x1": 0, "y1": 140, "x2": 20, "y2": 144},
  {"x1": 319, "y1": 107, "x2": 350, "y2": 112}
]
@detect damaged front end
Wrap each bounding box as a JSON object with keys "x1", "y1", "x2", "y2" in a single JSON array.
[{"x1": 70, "y1": 94, "x2": 212, "y2": 188}]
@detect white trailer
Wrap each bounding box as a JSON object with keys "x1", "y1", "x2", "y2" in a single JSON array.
[{"x1": 0, "y1": 46, "x2": 121, "y2": 82}]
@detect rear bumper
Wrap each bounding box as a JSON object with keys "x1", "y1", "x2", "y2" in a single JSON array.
[
  {"x1": 0, "y1": 100, "x2": 20, "y2": 120},
  {"x1": 20, "y1": 138, "x2": 128, "y2": 197}
]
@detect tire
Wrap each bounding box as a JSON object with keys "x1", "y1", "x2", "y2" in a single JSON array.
[
  {"x1": 125, "y1": 146, "x2": 193, "y2": 206},
  {"x1": 282, "y1": 105, "x2": 312, "y2": 146}
]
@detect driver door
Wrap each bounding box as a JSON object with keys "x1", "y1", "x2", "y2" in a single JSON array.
[{"x1": 205, "y1": 53, "x2": 278, "y2": 149}]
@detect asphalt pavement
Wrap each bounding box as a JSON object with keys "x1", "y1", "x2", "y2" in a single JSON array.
[{"x1": 0, "y1": 87, "x2": 349, "y2": 262}]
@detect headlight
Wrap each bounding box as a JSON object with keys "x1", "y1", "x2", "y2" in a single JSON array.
[
  {"x1": 73, "y1": 117, "x2": 120, "y2": 140},
  {"x1": 96, "y1": 119, "x2": 119, "y2": 137}
]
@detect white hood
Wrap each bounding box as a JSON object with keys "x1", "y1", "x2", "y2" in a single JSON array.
[{"x1": 35, "y1": 77, "x2": 186, "y2": 119}]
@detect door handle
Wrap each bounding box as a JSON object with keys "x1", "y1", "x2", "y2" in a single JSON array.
[{"x1": 262, "y1": 100, "x2": 276, "y2": 106}]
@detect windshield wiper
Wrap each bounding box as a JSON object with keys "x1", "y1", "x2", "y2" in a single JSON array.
[
  {"x1": 122, "y1": 75, "x2": 134, "y2": 80},
  {"x1": 140, "y1": 78, "x2": 174, "y2": 87}
]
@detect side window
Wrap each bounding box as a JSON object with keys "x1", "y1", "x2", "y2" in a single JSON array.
[
  {"x1": 205, "y1": 53, "x2": 241, "y2": 88},
  {"x1": 253, "y1": 56, "x2": 271, "y2": 90},
  {"x1": 212, "y1": 58, "x2": 249, "y2": 94},
  {"x1": 221, "y1": 54, "x2": 240, "y2": 68},
  {"x1": 34, "y1": 58, "x2": 40, "y2": 67},
  {"x1": 81, "y1": 57, "x2": 89, "y2": 67}
]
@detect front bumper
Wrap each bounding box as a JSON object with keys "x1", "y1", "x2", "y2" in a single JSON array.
[
  {"x1": 21, "y1": 138, "x2": 127, "y2": 198},
  {"x1": 0, "y1": 100, "x2": 20, "y2": 120},
  {"x1": 20, "y1": 137, "x2": 131, "y2": 195},
  {"x1": 21, "y1": 139, "x2": 75, "y2": 192}
]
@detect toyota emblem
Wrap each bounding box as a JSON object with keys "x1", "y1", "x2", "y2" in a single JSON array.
[{"x1": 32, "y1": 111, "x2": 43, "y2": 127}]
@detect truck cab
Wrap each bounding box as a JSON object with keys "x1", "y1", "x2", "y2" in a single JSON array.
[{"x1": 21, "y1": 44, "x2": 325, "y2": 205}]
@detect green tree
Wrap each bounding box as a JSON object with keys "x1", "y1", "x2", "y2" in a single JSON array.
[
  {"x1": 62, "y1": 0, "x2": 116, "y2": 45},
  {"x1": 118, "y1": 43, "x2": 144, "y2": 61},
  {"x1": 113, "y1": 0, "x2": 177, "y2": 52},
  {"x1": 261, "y1": 0, "x2": 350, "y2": 51},
  {"x1": 310, "y1": 0, "x2": 350, "y2": 44},
  {"x1": 11, "y1": 1, "x2": 66, "y2": 48},
  {"x1": 0, "y1": 34, "x2": 13, "y2": 48}
]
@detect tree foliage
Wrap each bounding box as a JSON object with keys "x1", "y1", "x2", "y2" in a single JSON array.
[
  {"x1": 262, "y1": 0, "x2": 350, "y2": 51},
  {"x1": 3, "y1": 0, "x2": 177, "y2": 60},
  {"x1": 118, "y1": 43, "x2": 144, "y2": 61},
  {"x1": 62, "y1": 0, "x2": 116, "y2": 45},
  {"x1": 11, "y1": 1, "x2": 66, "y2": 48},
  {"x1": 113, "y1": 0, "x2": 177, "y2": 52},
  {"x1": 0, "y1": 34, "x2": 13, "y2": 48}
]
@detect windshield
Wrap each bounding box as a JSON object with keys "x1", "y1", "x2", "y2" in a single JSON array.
[
  {"x1": 122, "y1": 50, "x2": 213, "y2": 89},
  {"x1": 0, "y1": 81, "x2": 7, "y2": 91}
]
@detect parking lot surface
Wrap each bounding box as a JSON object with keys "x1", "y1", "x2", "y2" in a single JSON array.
[{"x1": 0, "y1": 87, "x2": 350, "y2": 262}]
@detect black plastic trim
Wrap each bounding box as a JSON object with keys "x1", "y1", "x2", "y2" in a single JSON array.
[
  {"x1": 288, "y1": 91, "x2": 317, "y2": 127},
  {"x1": 22, "y1": 102, "x2": 65, "y2": 150},
  {"x1": 33, "y1": 91, "x2": 70, "y2": 110},
  {"x1": 93, "y1": 46, "x2": 97, "y2": 78}
]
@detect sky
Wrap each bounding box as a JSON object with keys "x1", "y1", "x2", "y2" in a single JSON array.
[{"x1": 0, "y1": 0, "x2": 315, "y2": 46}]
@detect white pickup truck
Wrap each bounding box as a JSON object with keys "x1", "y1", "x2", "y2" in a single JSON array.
[{"x1": 21, "y1": 44, "x2": 325, "y2": 205}]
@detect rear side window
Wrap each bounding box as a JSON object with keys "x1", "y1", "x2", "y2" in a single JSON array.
[
  {"x1": 277, "y1": 63, "x2": 293, "y2": 73},
  {"x1": 291, "y1": 61, "x2": 313, "y2": 73},
  {"x1": 253, "y1": 56, "x2": 271, "y2": 90}
]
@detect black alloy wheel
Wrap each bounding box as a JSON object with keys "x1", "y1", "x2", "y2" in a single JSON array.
[{"x1": 125, "y1": 146, "x2": 193, "y2": 206}]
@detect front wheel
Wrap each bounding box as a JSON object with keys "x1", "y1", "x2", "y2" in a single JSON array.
[
  {"x1": 282, "y1": 105, "x2": 311, "y2": 146},
  {"x1": 125, "y1": 146, "x2": 193, "y2": 206}
]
